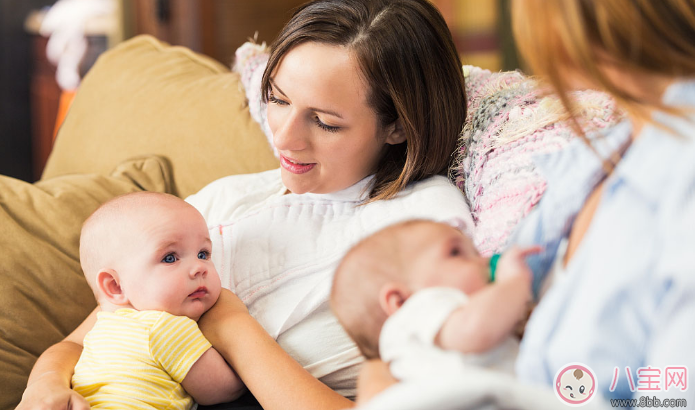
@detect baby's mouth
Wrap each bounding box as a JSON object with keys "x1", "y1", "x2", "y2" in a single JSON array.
[
  {"x1": 188, "y1": 287, "x2": 207, "y2": 298},
  {"x1": 570, "y1": 393, "x2": 575, "y2": 399}
]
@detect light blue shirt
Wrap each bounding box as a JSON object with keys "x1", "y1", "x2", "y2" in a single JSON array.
[{"x1": 512, "y1": 80, "x2": 695, "y2": 405}]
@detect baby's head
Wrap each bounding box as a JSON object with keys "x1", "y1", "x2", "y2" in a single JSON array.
[
  {"x1": 80, "y1": 192, "x2": 221, "y2": 321},
  {"x1": 331, "y1": 219, "x2": 488, "y2": 358}
]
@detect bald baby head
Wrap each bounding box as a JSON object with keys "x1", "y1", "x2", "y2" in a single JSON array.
[
  {"x1": 79, "y1": 192, "x2": 196, "y2": 299},
  {"x1": 331, "y1": 219, "x2": 430, "y2": 359}
]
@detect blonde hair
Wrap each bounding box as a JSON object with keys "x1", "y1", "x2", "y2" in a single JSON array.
[{"x1": 513, "y1": 0, "x2": 695, "y2": 165}]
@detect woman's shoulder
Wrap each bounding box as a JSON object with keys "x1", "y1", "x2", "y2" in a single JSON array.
[
  {"x1": 391, "y1": 175, "x2": 467, "y2": 206},
  {"x1": 368, "y1": 175, "x2": 474, "y2": 230},
  {"x1": 185, "y1": 168, "x2": 284, "y2": 225}
]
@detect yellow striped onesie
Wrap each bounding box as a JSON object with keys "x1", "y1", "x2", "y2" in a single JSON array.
[{"x1": 72, "y1": 308, "x2": 211, "y2": 409}]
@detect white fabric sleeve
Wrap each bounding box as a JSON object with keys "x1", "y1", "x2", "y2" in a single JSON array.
[{"x1": 379, "y1": 288, "x2": 467, "y2": 365}]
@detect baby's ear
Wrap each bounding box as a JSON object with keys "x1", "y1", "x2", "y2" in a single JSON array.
[
  {"x1": 95, "y1": 269, "x2": 129, "y2": 305},
  {"x1": 378, "y1": 283, "x2": 410, "y2": 317}
]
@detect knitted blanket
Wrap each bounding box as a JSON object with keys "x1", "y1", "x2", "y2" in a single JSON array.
[
  {"x1": 454, "y1": 66, "x2": 621, "y2": 255},
  {"x1": 233, "y1": 43, "x2": 622, "y2": 255}
]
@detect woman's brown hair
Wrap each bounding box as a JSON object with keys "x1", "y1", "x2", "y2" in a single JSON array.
[
  {"x1": 261, "y1": 0, "x2": 467, "y2": 202},
  {"x1": 513, "y1": 0, "x2": 695, "y2": 146}
]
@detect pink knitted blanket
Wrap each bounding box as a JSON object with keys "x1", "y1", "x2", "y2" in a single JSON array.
[{"x1": 454, "y1": 66, "x2": 621, "y2": 254}]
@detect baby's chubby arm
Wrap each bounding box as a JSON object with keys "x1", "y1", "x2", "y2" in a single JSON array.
[
  {"x1": 182, "y1": 346, "x2": 246, "y2": 405},
  {"x1": 436, "y1": 246, "x2": 539, "y2": 354}
]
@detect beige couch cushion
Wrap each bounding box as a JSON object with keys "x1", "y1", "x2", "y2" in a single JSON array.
[
  {"x1": 0, "y1": 156, "x2": 173, "y2": 410},
  {"x1": 42, "y1": 35, "x2": 279, "y2": 199}
]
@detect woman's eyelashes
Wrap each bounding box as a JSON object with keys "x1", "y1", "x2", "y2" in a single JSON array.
[
  {"x1": 314, "y1": 116, "x2": 340, "y2": 133},
  {"x1": 269, "y1": 92, "x2": 341, "y2": 133},
  {"x1": 268, "y1": 93, "x2": 289, "y2": 106}
]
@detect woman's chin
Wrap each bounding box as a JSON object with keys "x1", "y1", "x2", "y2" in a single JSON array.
[{"x1": 280, "y1": 171, "x2": 313, "y2": 195}]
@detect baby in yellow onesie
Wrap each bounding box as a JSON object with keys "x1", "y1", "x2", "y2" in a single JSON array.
[{"x1": 72, "y1": 192, "x2": 244, "y2": 409}]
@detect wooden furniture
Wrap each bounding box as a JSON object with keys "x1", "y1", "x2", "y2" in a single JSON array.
[
  {"x1": 27, "y1": 34, "x2": 108, "y2": 179},
  {"x1": 127, "y1": 0, "x2": 307, "y2": 66}
]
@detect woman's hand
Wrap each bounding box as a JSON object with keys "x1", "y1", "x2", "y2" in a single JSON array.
[
  {"x1": 16, "y1": 371, "x2": 89, "y2": 410},
  {"x1": 16, "y1": 308, "x2": 98, "y2": 410}
]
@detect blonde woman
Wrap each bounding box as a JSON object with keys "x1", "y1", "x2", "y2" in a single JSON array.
[{"x1": 511, "y1": 0, "x2": 695, "y2": 404}]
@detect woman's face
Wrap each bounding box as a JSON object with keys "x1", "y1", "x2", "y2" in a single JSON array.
[{"x1": 267, "y1": 42, "x2": 399, "y2": 194}]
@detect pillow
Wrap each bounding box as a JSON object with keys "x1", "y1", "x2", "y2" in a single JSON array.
[
  {"x1": 0, "y1": 155, "x2": 172, "y2": 410},
  {"x1": 233, "y1": 41, "x2": 276, "y2": 157},
  {"x1": 42, "y1": 35, "x2": 279, "y2": 199},
  {"x1": 452, "y1": 66, "x2": 622, "y2": 255}
]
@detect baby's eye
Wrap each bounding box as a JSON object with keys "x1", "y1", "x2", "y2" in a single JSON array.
[
  {"x1": 564, "y1": 385, "x2": 573, "y2": 391},
  {"x1": 579, "y1": 385, "x2": 585, "y2": 394},
  {"x1": 450, "y1": 246, "x2": 461, "y2": 257},
  {"x1": 162, "y1": 253, "x2": 177, "y2": 264},
  {"x1": 197, "y1": 251, "x2": 210, "y2": 260}
]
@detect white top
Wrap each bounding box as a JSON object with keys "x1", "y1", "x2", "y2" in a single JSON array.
[
  {"x1": 380, "y1": 287, "x2": 519, "y2": 381},
  {"x1": 186, "y1": 169, "x2": 474, "y2": 396}
]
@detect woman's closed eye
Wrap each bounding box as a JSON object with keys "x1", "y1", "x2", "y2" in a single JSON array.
[
  {"x1": 314, "y1": 116, "x2": 340, "y2": 133},
  {"x1": 268, "y1": 93, "x2": 289, "y2": 106},
  {"x1": 162, "y1": 253, "x2": 178, "y2": 263}
]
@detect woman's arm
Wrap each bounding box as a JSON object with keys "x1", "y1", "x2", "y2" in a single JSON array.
[
  {"x1": 16, "y1": 307, "x2": 98, "y2": 410},
  {"x1": 199, "y1": 289, "x2": 354, "y2": 410},
  {"x1": 355, "y1": 360, "x2": 398, "y2": 405}
]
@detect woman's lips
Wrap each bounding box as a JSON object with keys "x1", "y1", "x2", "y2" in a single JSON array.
[
  {"x1": 188, "y1": 287, "x2": 207, "y2": 299},
  {"x1": 280, "y1": 155, "x2": 316, "y2": 174}
]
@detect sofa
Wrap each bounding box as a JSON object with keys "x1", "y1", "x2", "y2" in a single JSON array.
[{"x1": 0, "y1": 35, "x2": 619, "y2": 409}]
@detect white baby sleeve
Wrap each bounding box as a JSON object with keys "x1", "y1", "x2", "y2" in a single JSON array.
[{"x1": 379, "y1": 287, "x2": 468, "y2": 381}]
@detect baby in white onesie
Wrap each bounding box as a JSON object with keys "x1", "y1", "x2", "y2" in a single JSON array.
[{"x1": 330, "y1": 219, "x2": 537, "y2": 387}]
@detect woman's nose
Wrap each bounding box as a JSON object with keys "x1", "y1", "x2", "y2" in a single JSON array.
[{"x1": 272, "y1": 110, "x2": 308, "y2": 152}]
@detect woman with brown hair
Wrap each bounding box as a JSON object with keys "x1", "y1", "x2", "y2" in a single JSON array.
[
  {"x1": 17, "y1": 1, "x2": 472, "y2": 409},
  {"x1": 511, "y1": 0, "x2": 695, "y2": 404}
]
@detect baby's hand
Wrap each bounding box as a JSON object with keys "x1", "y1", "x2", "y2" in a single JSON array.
[{"x1": 495, "y1": 246, "x2": 542, "y2": 283}]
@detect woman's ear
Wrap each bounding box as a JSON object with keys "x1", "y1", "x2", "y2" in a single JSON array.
[
  {"x1": 95, "y1": 269, "x2": 129, "y2": 305},
  {"x1": 378, "y1": 282, "x2": 411, "y2": 317},
  {"x1": 384, "y1": 119, "x2": 406, "y2": 145}
]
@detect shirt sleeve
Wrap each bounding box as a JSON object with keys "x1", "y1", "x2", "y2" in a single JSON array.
[
  {"x1": 149, "y1": 312, "x2": 212, "y2": 383},
  {"x1": 379, "y1": 288, "x2": 468, "y2": 363}
]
